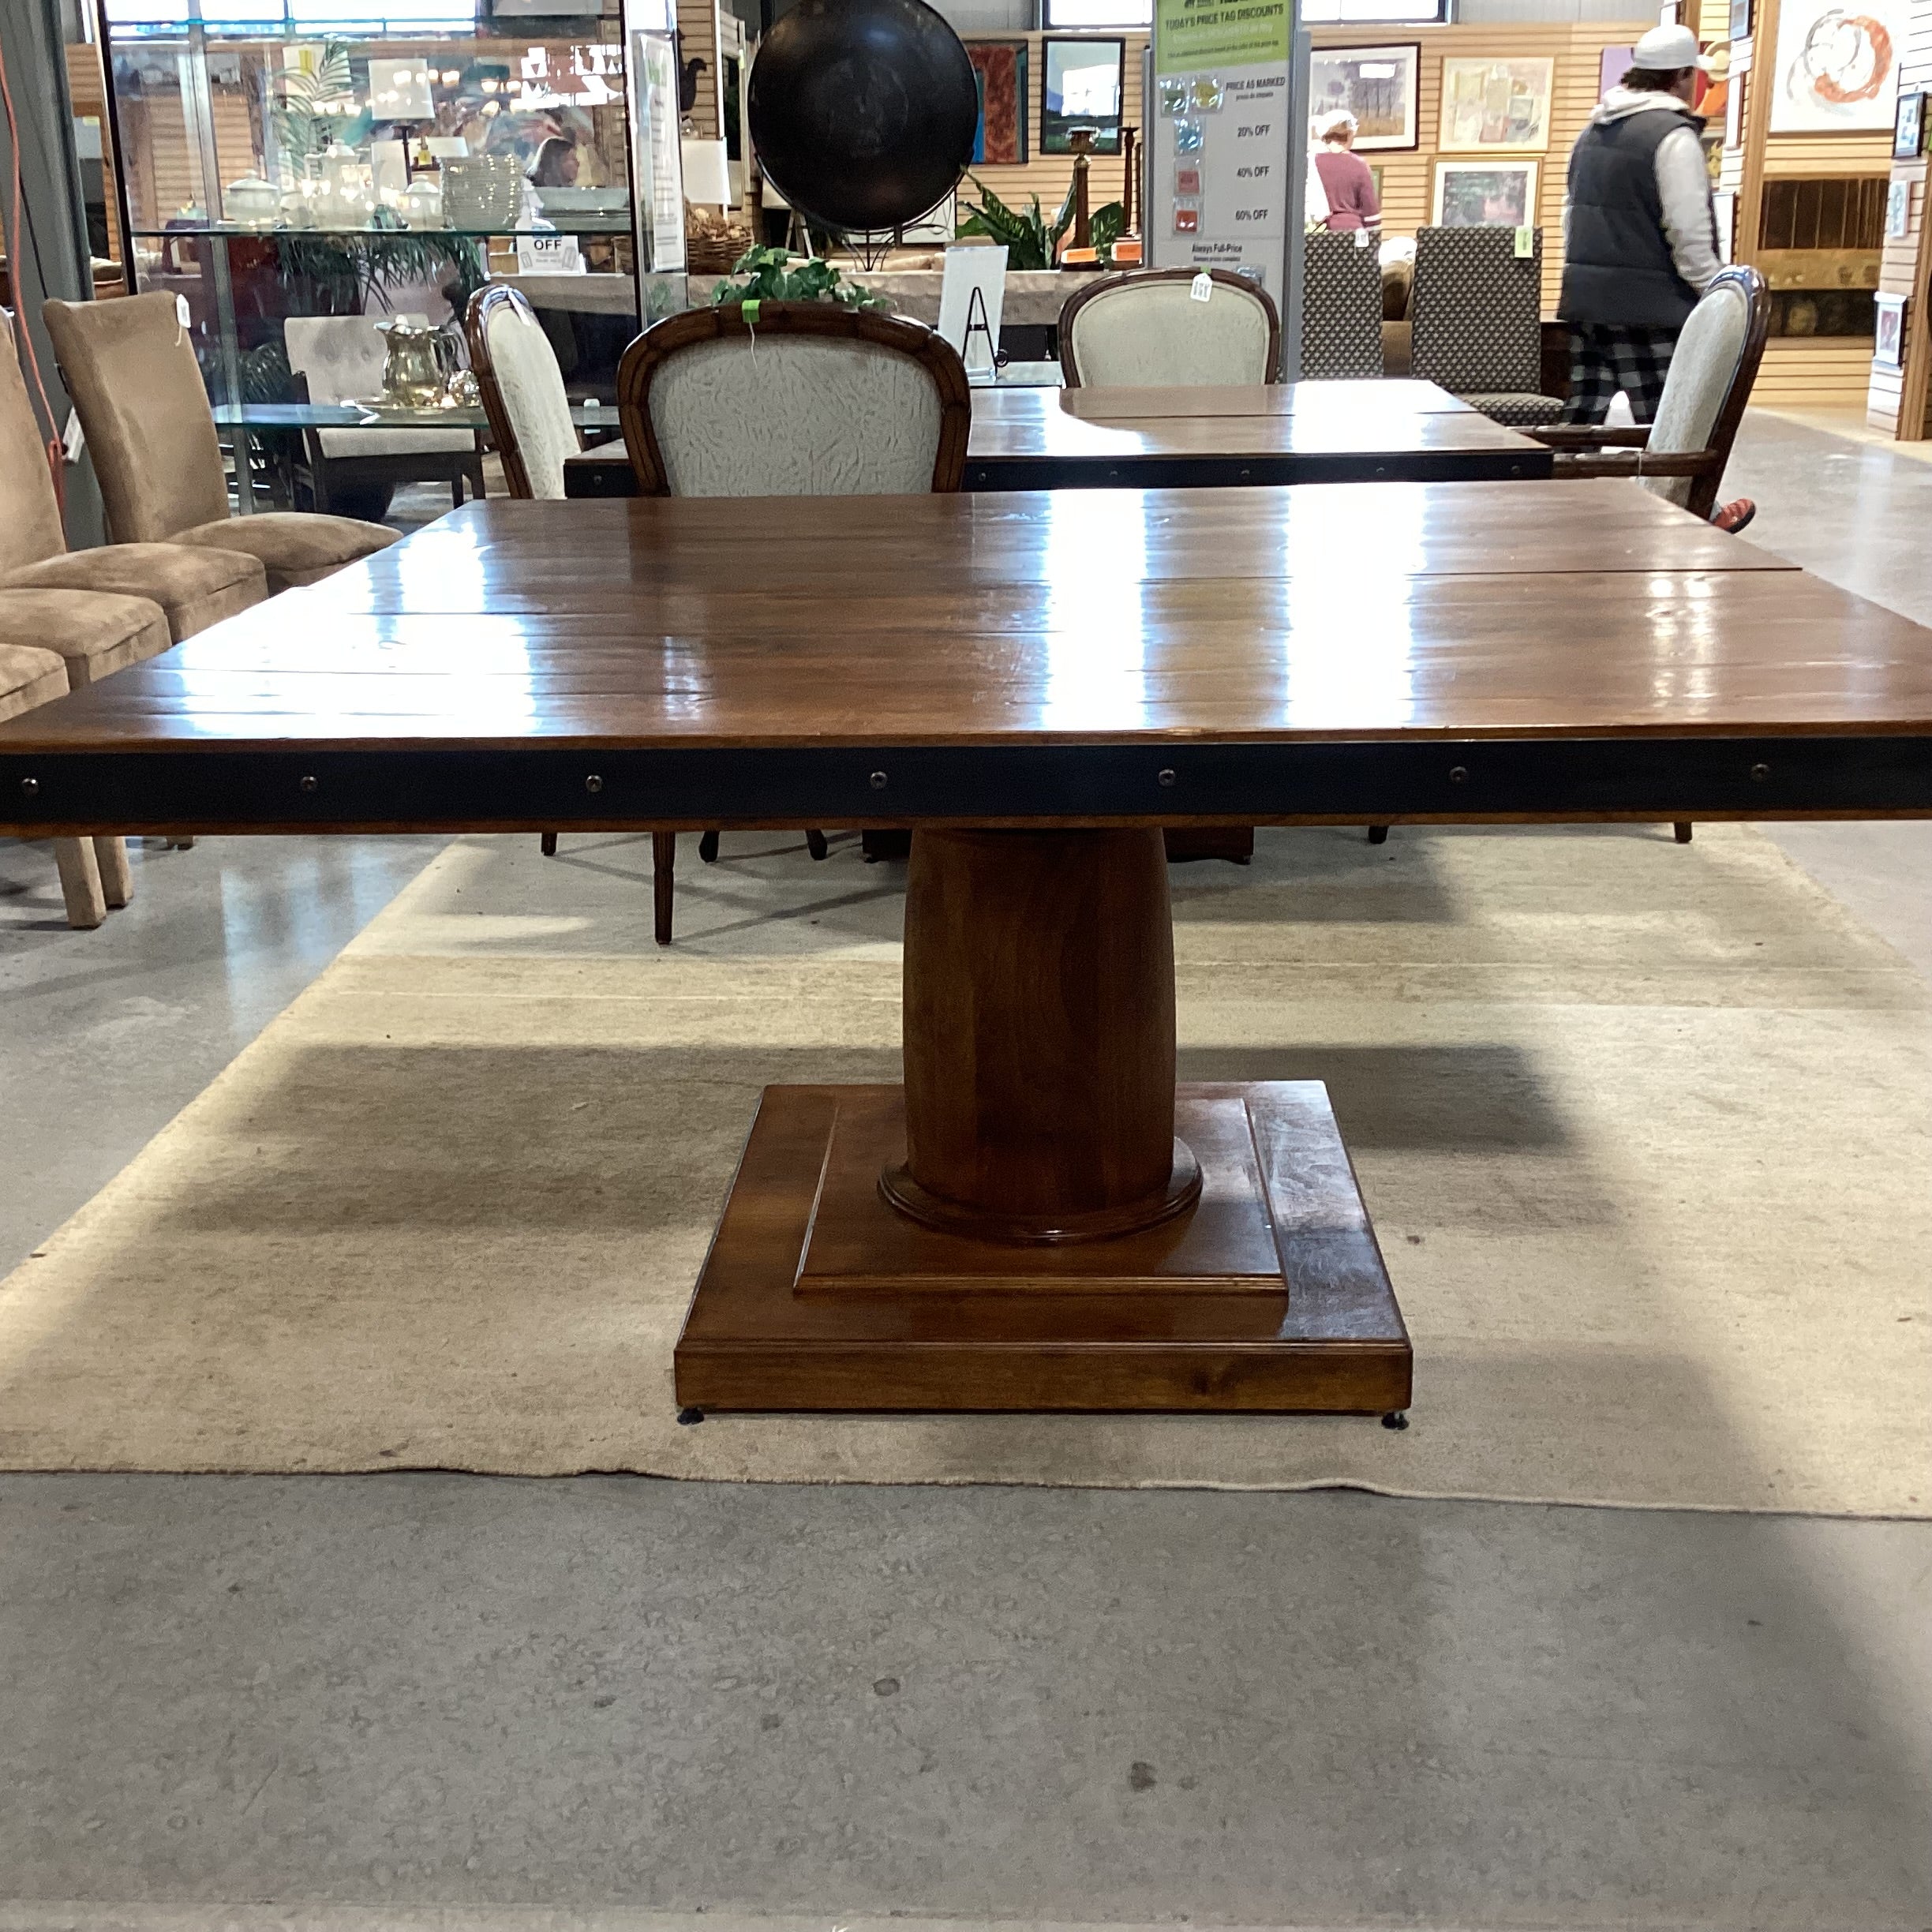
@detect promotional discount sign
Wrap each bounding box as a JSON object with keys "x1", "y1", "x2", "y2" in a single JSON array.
[{"x1": 1149, "y1": 0, "x2": 1293, "y2": 293}]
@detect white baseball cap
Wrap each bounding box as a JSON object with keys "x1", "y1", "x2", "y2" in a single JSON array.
[{"x1": 1631, "y1": 23, "x2": 1717, "y2": 72}]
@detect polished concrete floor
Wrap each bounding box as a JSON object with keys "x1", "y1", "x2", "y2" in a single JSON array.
[{"x1": 3, "y1": 411, "x2": 1930, "y2": 1930}]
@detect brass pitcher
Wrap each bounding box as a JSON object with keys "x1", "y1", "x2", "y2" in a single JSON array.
[{"x1": 375, "y1": 315, "x2": 457, "y2": 407}]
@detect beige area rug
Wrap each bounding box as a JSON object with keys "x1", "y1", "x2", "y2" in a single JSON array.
[{"x1": 2, "y1": 824, "x2": 1928, "y2": 1515}]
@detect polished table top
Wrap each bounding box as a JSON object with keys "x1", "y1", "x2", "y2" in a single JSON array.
[
  {"x1": 562, "y1": 380, "x2": 1552, "y2": 497},
  {"x1": 6, "y1": 481, "x2": 1930, "y2": 833}
]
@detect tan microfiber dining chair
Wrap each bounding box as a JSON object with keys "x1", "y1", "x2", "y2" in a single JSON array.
[
  {"x1": 1, "y1": 309, "x2": 266, "y2": 641},
  {"x1": 612, "y1": 301, "x2": 972, "y2": 940},
  {"x1": 43, "y1": 292, "x2": 400, "y2": 594},
  {"x1": 0, "y1": 637, "x2": 147, "y2": 927},
  {"x1": 1058, "y1": 268, "x2": 1282, "y2": 388}
]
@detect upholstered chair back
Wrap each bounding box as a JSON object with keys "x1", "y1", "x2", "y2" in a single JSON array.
[
  {"x1": 1300, "y1": 231, "x2": 1383, "y2": 380},
  {"x1": 618, "y1": 304, "x2": 971, "y2": 497},
  {"x1": 1410, "y1": 227, "x2": 1562, "y2": 426},
  {"x1": 1642, "y1": 268, "x2": 1763, "y2": 510},
  {"x1": 1060, "y1": 269, "x2": 1279, "y2": 388},
  {"x1": 466, "y1": 286, "x2": 579, "y2": 498},
  {"x1": 43, "y1": 291, "x2": 230, "y2": 543},
  {"x1": 0, "y1": 310, "x2": 70, "y2": 575}
]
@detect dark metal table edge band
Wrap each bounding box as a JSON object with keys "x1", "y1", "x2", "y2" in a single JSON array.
[{"x1": 6, "y1": 735, "x2": 1932, "y2": 831}]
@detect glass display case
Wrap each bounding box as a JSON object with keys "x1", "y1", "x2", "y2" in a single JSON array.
[{"x1": 95, "y1": 0, "x2": 687, "y2": 420}]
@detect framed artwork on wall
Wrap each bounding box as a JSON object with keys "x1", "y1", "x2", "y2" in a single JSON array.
[
  {"x1": 966, "y1": 41, "x2": 1029, "y2": 167},
  {"x1": 1600, "y1": 46, "x2": 1635, "y2": 98},
  {"x1": 1729, "y1": 0, "x2": 1751, "y2": 39},
  {"x1": 1768, "y1": 0, "x2": 1908, "y2": 134},
  {"x1": 1726, "y1": 65, "x2": 1747, "y2": 146},
  {"x1": 1894, "y1": 88, "x2": 1926, "y2": 159},
  {"x1": 1041, "y1": 36, "x2": 1125, "y2": 155},
  {"x1": 1874, "y1": 291, "x2": 1906, "y2": 369},
  {"x1": 1886, "y1": 176, "x2": 1911, "y2": 237},
  {"x1": 1309, "y1": 44, "x2": 1421, "y2": 151},
  {"x1": 1431, "y1": 158, "x2": 1539, "y2": 227},
  {"x1": 1438, "y1": 56, "x2": 1554, "y2": 152}
]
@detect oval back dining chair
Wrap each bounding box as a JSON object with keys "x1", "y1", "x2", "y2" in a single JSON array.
[
  {"x1": 1058, "y1": 268, "x2": 1281, "y2": 388},
  {"x1": 465, "y1": 284, "x2": 582, "y2": 500},
  {"x1": 466, "y1": 284, "x2": 684, "y2": 923},
  {"x1": 617, "y1": 302, "x2": 972, "y2": 897},
  {"x1": 616, "y1": 301, "x2": 971, "y2": 497}
]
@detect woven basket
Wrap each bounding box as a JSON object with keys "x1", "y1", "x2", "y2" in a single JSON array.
[
  {"x1": 686, "y1": 230, "x2": 751, "y2": 278},
  {"x1": 442, "y1": 155, "x2": 522, "y2": 232}
]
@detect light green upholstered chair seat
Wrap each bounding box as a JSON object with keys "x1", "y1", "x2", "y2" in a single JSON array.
[
  {"x1": 169, "y1": 511, "x2": 399, "y2": 592},
  {"x1": 0, "y1": 640, "x2": 69, "y2": 720},
  {"x1": 0, "y1": 586, "x2": 173, "y2": 687},
  {"x1": 5, "y1": 541, "x2": 263, "y2": 639}
]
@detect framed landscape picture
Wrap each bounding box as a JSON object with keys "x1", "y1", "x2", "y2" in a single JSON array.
[
  {"x1": 1432, "y1": 158, "x2": 1539, "y2": 227},
  {"x1": 1894, "y1": 88, "x2": 1926, "y2": 159},
  {"x1": 1438, "y1": 56, "x2": 1554, "y2": 152},
  {"x1": 1309, "y1": 44, "x2": 1421, "y2": 151},
  {"x1": 1041, "y1": 36, "x2": 1125, "y2": 155},
  {"x1": 966, "y1": 41, "x2": 1029, "y2": 167},
  {"x1": 1769, "y1": 0, "x2": 1908, "y2": 133}
]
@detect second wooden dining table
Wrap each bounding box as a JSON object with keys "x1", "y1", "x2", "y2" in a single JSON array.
[{"x1": 562, "y1": 378, "x2": 1554, "y2": 496}]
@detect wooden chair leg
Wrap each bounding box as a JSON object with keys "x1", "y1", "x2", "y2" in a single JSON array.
[
  {"x1": 93, "y1": 836, "x2": 133, "y2": 908},
  {"x1": 806, "y1": 829, "x2": 829, "y2": 860},
  {"x1": 53, "y1": 838, "x2": 107, "y2": 929},
  {"x1": 1367, "y1": 825, "x2": 1390, "y2": 844},
  {"x1": 653, "y1": 830, "x2": 676, "y2": 946},
  {"x1": 698, "y1": 830, "x2": 720, "y2": 863},
  {"x1": 1674, "y1": 822, "x2": 1693, "y2": 844},
  {"x1": 541, "y1": 832, "x2": 558, "y2": 856}
]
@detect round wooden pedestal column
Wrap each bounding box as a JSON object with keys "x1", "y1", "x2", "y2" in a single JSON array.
[{"x1": 880, "y1": 828, "x2": 1201, "y2": 1245}]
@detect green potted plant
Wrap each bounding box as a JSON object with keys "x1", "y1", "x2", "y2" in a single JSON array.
[{"x1": 954, "y1": 174, "x2": 1078, "y2": 270}]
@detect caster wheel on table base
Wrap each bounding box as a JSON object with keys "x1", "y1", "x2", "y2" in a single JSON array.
[{"x1": 1381, "y1": 1411, "x2": 1410, "y2": 1431}]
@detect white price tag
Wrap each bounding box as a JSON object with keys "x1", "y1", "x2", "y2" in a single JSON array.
[
  {"x1": 1190, "y1": 271, "x2": 1213, "y2": 302},
  {"x1": 1513, "y1": 226, "x2": 1533, "y2": 260},
  {"x1": 175, "y1": 294, "x2": 192, "y2": 328},
  {"x1": 515, "y1": 233, "x2": 585, "y2": 276},
  {"x1": 62, "y1": 408, "x2": 85, "y2": 463}
]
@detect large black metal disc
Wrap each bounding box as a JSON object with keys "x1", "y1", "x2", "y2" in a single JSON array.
[{"x1": 748, "y1": 0, "x2": 978, "y2": 234}]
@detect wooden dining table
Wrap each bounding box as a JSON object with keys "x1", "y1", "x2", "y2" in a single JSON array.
[
  {"x1": 8, "y1": 480, "x2": 1931, "y2": 1421},
  {"x1": 562, "y1": 378, "x2": 1554, "y2": 497}
]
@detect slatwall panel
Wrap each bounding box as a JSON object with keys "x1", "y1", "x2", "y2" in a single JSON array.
[
  {"x1": 960, "y1": 33, "x2": 1147, "y2": 231},
  {"x1": 1758, "y1": 333, "x2": 1882, "y2": 402},
  {"x1": 1867, "y1": 0, "x2": 1932, "y2": 430},
  {"x1": 1310, "y1": 21, "x2": 1656, "y2": 311},
  {"x1": 678, "y1": 0, "x2": 719, "y2": 138}
]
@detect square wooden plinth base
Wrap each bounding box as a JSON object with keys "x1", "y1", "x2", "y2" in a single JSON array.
[{"x1": 674, "y1": 1082, "x2": 1411, "y2": 1416}]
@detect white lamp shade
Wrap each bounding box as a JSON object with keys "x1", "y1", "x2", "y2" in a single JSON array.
[{"x1": 680, "y1": 138, "x2": 732, "y2": 206}]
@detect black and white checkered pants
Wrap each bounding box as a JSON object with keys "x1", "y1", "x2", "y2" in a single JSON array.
[{"x1": 1563, "y1": 324, "x2": 1682, "y2": 425}]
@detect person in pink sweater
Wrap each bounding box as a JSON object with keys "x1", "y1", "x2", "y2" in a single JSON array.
[{"x1": 1312, "y1": 111, "x2": 1381, "y2": 233}]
